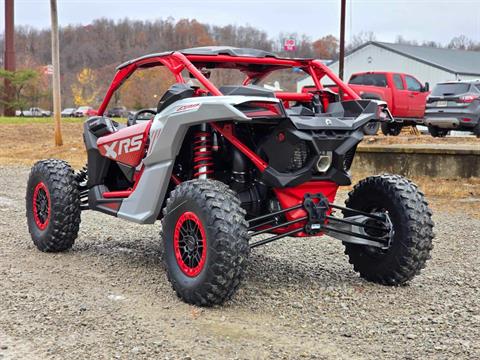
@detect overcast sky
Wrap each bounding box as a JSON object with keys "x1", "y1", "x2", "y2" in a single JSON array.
[{"x1": 1, "y1": 0, "x2": 479, "y2": 45}]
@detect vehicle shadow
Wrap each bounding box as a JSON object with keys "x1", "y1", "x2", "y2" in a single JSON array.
[{"x1": 72, "y1": 232, "x2": 362, "y2": 293}]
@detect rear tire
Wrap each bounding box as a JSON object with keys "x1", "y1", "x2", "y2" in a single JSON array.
[
  {"x1": 343, "y1": 174, "x2": 434, "y2": 285},
  {"x1": 26, "y1": 159, "x2": 81, "y2": 252},
  {"x1": 381, "y1": 122, "x2": 402, "y2": 136},
  {"x1": 428, "y1": 125, "x2": 449, "y2": 138},
  {"x1": 161, "y1": 180, "x2": 250, "y2": 306},
  {"x1": 473, "y1": 123, "x2": 480, "y2": 138}
]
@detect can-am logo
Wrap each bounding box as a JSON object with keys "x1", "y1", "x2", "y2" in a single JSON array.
[
  {"x1": 103, "y1": 134, "x2": 143, "y2": 159},
  {"x1": 175, "y1": 103, "x2": 200, "y2": 113}
]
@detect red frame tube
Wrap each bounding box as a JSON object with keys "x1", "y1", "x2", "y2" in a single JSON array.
[
  {"x1": 98, "y1": 53, "x2": 356, "y2": 115},
  {"x1": 103, "y1": 190, "x2": 132, "y2": 198},
  {"x1": 275, "y1": 92, "x2": 314, "y2": 102},
  {"x1": 210, "y1": 123, "x2": 268, "y2": 172}
]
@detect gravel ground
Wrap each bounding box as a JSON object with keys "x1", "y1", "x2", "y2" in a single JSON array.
[{"x1": 0, "y1": 166, "x2": 479, "y2": 359}]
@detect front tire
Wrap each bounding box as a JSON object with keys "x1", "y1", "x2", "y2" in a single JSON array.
[
  {"x1": 343, "y1": 174, "x2": 434, "y2": 285},
  {"x1": 428, "y1": 125, "x2": 449, "y2": 138},
  {"x1": 161, "y1": 180, "x2": 250, "y2": 306},
  {"x1": 362, "y1": 121, "x2": 380, "y2": 135},
  {"x1": 26, "y1": 159, "x2": 81, "y2": 252}
]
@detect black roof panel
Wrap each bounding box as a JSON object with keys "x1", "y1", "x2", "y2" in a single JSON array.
[
  {"x1": 180, "y1": 46, "x2": 278, "y2": 58},
  {"x1": 116, "y1": 46, "x2": 311, "y2": 70}
]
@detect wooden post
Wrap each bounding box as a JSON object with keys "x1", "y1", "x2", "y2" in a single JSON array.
[
  {"x1": 50, "y1": 0, "x2": 63, "y2": 146},
  {"x1": 339, "y1": 0, "x2": 346, "y2": 81},
  {"x1": 3, "y1": 0, "x2": 15, "y2": 116}
]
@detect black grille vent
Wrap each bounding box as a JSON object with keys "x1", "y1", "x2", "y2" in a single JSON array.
[{"x1": 287, "y1": 141, "x2": 310, "y2": 171}]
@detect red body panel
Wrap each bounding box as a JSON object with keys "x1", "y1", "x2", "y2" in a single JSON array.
[
  {"x1": 272, "y1": 181, "x2": 339, "y2": 237},
  {"x1": 97, "y1": 121, "x2": 152, "y2": 167}
]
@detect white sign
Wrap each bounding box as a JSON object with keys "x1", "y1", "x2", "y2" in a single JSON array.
[
  {"x1": 284, "y1": 39, "x2": 296, "y2": 51},
  {"x1": 44, "y1": 64, "x2": 54, "y2": 75}
]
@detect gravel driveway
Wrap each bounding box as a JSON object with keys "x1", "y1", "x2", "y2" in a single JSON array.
[{"x1": 0, "y1": 166, "x2": 478, "y2": 359}]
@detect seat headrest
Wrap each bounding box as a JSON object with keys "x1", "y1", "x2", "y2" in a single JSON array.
[{"x1": 157, "y1": 83, "x2": 195, "y2": 113}]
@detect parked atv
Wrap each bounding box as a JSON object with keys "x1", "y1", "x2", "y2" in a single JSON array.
[{"x1": 26, "y1": 47, "x2": 434, "y2": 306}]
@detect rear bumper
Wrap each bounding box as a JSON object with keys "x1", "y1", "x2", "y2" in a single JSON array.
[
  {"x1": 424, "y1": 113, "x2": 478, "y2": 129},
  {"x1": 425, "y1": 106, "x2": 479, "y2": 129},
  {"x1": 393, "y1": 117, "x2": 424, "y2": 125}
]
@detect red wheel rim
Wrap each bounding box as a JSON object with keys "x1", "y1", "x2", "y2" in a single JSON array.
[
  {"x1": 173, "y1": 211, "x2": 207, "y2": 277},
  {"x1": 32, "y1": 182, "x2": 50, "y2": 230}
]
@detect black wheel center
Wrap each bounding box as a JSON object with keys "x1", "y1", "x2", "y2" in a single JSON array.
[
  {"x1": 36, "y1": 189, "x2": 49, "y2": 223},
  {"x1": 184, "y1": 235, "x2": 197, "y2": 252}
]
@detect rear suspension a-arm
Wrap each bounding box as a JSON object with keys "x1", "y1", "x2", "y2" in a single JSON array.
[{"x1": 248, "y1": 193, "x2": 393, "y2": 249}]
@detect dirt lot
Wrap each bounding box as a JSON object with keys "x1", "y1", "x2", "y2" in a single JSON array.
[
  {"x1": 1, "y1": 166, "x2": 479, "y2": 359},
  {"x1": 1, "y1": 121, "x2": 479, "y2": 358}
]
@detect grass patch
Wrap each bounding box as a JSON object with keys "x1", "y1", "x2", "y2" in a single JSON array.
[
  {"x1": 0, "y1": 116, "x2": 86, "y2": 124},
  {"x1": 0, "y1": 116, "x2": 128, "y2": 125}
]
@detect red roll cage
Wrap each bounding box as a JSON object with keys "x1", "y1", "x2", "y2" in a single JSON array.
[{"x1": 97, "y1": 50, "x2": 359, "y2": 116}]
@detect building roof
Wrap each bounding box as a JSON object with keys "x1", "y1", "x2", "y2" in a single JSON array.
[{"x1": 342, "y1": 41, "x2": 480, "y2": 76}]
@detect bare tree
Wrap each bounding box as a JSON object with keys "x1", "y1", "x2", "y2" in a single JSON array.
[
  {"x1": 448, "y1": 35, "x2": 475, "y2": 50},
  {"x1": 346, "y1": 31, "x2": 376, "y2": 51}
]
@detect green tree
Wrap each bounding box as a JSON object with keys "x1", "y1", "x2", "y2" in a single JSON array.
[{"x1": 0, "y1": 69, "x2": 39, "y2": 113}]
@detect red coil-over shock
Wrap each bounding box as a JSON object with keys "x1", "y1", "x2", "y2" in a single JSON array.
[{"x1": 193, "y1": 126, "x2": 214, "y2": 179}]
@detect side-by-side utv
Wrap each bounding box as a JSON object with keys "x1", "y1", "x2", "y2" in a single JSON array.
[{"x1": 26, "y1": 47, "x2": 434, "y2": 306}]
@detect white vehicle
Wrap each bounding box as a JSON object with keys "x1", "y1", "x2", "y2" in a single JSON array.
[
  {"x1": 61, "y1": 108, "x2": 76, "y2": 117},
  {"x1": 15, "y1": 107, "x2": 51, "y2": 117}
]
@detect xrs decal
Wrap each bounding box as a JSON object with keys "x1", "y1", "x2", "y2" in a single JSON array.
[
  {"x1": 103, "y1": 134, "x2": 143, "y2": 159},
  {"x1": 175, "y1": 103, "x2": 200, "y2": 113}
]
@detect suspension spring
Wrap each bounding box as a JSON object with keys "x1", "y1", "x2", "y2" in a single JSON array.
[{"x1": 193, "y1": 130, "x2": 214, "y2": 179}]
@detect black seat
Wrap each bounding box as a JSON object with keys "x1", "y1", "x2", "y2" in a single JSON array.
[{"x1": 157, "y1": 83, "x2": 195, "y2": 113}]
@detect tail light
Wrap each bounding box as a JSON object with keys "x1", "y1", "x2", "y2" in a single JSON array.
[
  {"x1": 235, "y1": 101, "x2": 285, "y2": 118},
  {"x1": 458, "y1": 95, "x2": 479, "y2": 103},
  {"x1": 376, "y1": 104, "x2": 391, "y2": 121}
]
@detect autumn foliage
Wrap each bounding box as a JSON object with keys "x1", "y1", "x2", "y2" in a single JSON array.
[
  {"x1": 5, "y1": 17, "x2": 478, "y2": 111},
  {"x1": 71, "y1": 68, "x2": 100, "y2": 106}
]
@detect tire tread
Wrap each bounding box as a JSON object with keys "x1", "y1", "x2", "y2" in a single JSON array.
[
  {"x1": 343, "y1": 174, "x2": 434, "y2": 285},
  {"x1": 161, "y1": 180, "x2": 249, "y2": 306},
  {"x1": 26, "y1": 159, "x2": 81, "y2": 252}
]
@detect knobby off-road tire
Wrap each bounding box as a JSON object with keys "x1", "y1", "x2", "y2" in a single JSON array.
[
  {"x1": 343, "y1": 174, "x2": 434, "y2": 285},
  {"x1": 26, "y1": 159, "x2": 81, "y2": 252},
  {"x1": 161, "y1": 180, "x2": 250, "y2": 306}
]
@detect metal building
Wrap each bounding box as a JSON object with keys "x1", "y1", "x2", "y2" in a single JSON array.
[{"x1": 297, "y1": 41, "x2": 480, "y2": 90}]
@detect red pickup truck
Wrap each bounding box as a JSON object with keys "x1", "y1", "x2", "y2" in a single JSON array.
[{"x1": 327, "y1": 72, "x2": 430, "y2": 135}]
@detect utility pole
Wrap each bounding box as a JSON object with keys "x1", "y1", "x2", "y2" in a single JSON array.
[
  {"x1": 50, "y1": 0, "x2": 63, "y2": 146},
  {"x1": 4, "y1": 0, "x2": 15, "y2": 116},
  {"x1": 339, "y1": 0, "x2": 346, "y2": 81}
]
